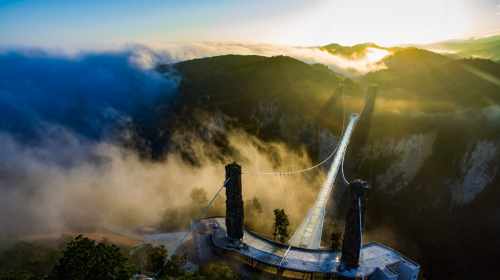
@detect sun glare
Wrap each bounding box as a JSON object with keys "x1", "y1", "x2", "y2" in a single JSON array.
[{"x1": 364, "y1": 48, "x2": 391, "y2": 62}]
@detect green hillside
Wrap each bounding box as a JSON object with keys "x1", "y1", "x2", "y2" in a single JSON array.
[
  {"x1": 437, "y1": 35, "x2": 500, "y2": 52},
  {"x1": 320, "y1": 42, "x2": 403, "y2": 57},
  {"x1": 362, "y1": 48, "x2": 453, "y2": 89},
  {"x1": 456, "y1": 39, "x2": 500, "y2": 61},
  {"x1": 408, "y1": 58, "x2": 500, "y2": 106},
  {"x1": 414, "y1": 35, "x2": 500, "y2": 61},
  {"x1": 168, "y1": 55, "x2": 344, "y2": 120},
  {"x1": 381, "y1": 47, "x2": 453, "y2": 72},
  {"x1": 363, "y1": 57, "x2": 500, "y2": 108}
]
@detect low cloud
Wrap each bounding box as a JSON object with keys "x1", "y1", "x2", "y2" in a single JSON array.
[
  {"x1": 0, "y1": 117, "x2": 326, "y2": 237},
  {"x1": 2, "y1": 41, "x2": 390, "y2": 77},
  {"x1": 0, "y1": 42, "x2": 392, "y2": 238},
  {"x1": 0, "y1": 49, "x2": 179, "y2": 141},
  {"x1": 127, "y1": 42, "x2": 390, "y2": 76},
  {"x1": 0, "y1": 48, "x2": 329, "y2": 237}
]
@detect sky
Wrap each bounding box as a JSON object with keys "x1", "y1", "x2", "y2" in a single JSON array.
[{"x1": 1, "y1": 0, "x2": 500, "y2": 48}]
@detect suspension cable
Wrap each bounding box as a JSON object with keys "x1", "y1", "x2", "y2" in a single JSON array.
[
  {"x1": 340, "y1": 142, "x2": 349, "y2": 185},
  {"x1": 359, "y1": 86, "x2": 375, "y2": 116},
  {"x1": 243, "y1": 85, "x2": 347, "y2": 175},
  {"x1": 340, "y1": 83, "x2": 348, "y2": 185},
  {"x1": 339, "y1": 86, "x2": 375, "y2": 184},
  {"x1": 359, "y1": 197, "x2": 364, "y2": 280},
  {"x1": 243, "y1": 86, "x2": 375, "y2": 176},
  {"x1": 153, "y1": 178, "x2": 230, "y2": 279}
]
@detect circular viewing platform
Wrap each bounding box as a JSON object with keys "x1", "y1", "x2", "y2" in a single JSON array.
[{"x1": 193, "y1": 217, "x2": 419, "y2": 280}]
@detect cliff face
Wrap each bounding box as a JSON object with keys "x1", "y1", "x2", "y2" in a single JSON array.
[
  {"x1": 250, "y1": 105, "x2": 500, "y2": 207},
  {"x1": 199, "y1": 103, "x2": 500, "y2": 213},
  {"x1": 451, "y1": 139, "x2": 499, "y2": 205},
  {"x1": 317, "y1": 128, "x2": 340, "y2": 164},
  {"x1": 356, "y1": 132, "x2": 437, "y2": 194},
  {"x1": 251, "y1": 101, "x2": 279, "y2": 127},
  {"x1": 252, "y1": 100, "x2": 319, "y2": 146}
]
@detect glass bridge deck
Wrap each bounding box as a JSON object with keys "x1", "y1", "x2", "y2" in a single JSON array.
[{"x1": 288, "y1": 113, "x2": 359, "y2": 249}]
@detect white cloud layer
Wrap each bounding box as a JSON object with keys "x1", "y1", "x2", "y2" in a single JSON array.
[
  {"x1": 126, "y1": 42, "x2": 390, "y2": 76},
  {"x1": 2, "y1": 42, "x2": 390, "y2": 76}
]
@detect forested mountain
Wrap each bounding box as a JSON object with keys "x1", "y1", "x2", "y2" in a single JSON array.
[
  {"x1": 162, "y1": 55, "x2": 347, "y2": 137},
  {"x1": 173, "y1": 55, "x2": 343, "y2": 109},
  {"x1": 438, "y1": 35, "x2": 500, "y2": 51},
  {"x1": 411, "y1": 34, "x2": 500, "y2": 61},
  {"x1": 363, "y1": 57, "x2": 500, "y2": 107},
  {"x1": 157, "y1": 51, "x2": 500, "y2": 279},
  {"x1": 361, "y1": 48, "x2": 453, "y2": 88},
  {"x1": 455, "y1": 40, "x2": 500, "y2": 61},
  {"x1": 320, "y1": 42, "x2": 403, "y2": 57},
  {"x1": 381, "y1": 47, "x2": 453, "y2": 72}
]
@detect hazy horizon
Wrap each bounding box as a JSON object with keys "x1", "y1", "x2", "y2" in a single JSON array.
[{"x1": 1, "y1": 0, "x2": 500, "y2": 48}]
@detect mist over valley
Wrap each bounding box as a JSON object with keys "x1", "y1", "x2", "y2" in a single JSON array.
[{"x1": 1, "y1": 34, "x2": 500, "y2": 279}]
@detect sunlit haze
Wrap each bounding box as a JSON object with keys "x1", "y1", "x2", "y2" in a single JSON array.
[
  {"x1": 1, "y1": 0, "x2": 499, "y2": 47},
  {"x1": 2, "y1": 0, "x2": 500, "y2": 279}
]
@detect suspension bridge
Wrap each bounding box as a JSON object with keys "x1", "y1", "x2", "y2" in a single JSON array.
[
  {"x1": 154, "y1": 84, "x2": 420, "y2": 280},
  {"x1": 242, "y1": 84, "x2": 375, "y2": 249},
  {"x1": 288, "y1": 112, "x2": 358, "y2": 249}
]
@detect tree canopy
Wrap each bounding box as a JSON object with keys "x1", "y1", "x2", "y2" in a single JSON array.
[
  {"x1": 1, "y1": 269, "x2": 34, "y2": 280},
  {"x1": 190, "y1": 187, "x2": 209, "y2": 206},
  {"x1": 330, "y1": 224, "x2": 343, "y2": 249},
  {"x1": 273, "y1": 208, "x2": 290, "y2": 244},
  {"x1": 51, "y1": 235, "x2": 137, "y2": 280},
  {"x1": 0, "y1": 241, "x2": 60, "y2": 278},
  {"x1": 128, "y1": 243, "x2": 186, "y2": 279},
  {"x1": 179, "y1": 263, "x2": 242, "y2": 280}
]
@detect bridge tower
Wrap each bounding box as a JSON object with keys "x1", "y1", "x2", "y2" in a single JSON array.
[
  {"x1": 225, "y1": 162, "x2": 244, "y2": 240},
  {"x1": 341, "y1": 179, "x2": 370, "y2": 264}
]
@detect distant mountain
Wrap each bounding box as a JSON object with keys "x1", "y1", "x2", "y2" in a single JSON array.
[
  {"x1": 455, "y1": 39, "x2": 500, "y2": 61},
  {"x1": 408, "y1": 58, "x2": 500, "y2": 105},
  {"x1": 442, "y1": 35, "x2": 500, "y2": 50},
  {"x1": 361, "y1": 48, "x2": 454, "y2": 88},
  {"x1": 408, "y1": 35, "x2": 500, "y2": 61},
  {"x1": 321, "y1": 35, "x2": 500, "y2": 63},
  {"x1": 168, "y1": 55, "x2": 344, "y2": 122},
  {"x1": 441, "y1": 53, "x2": 462, "y2": 60},
  {"x1": 363, "y1": 57, "x2": 500, "y2": 108},
  {"x1": 381, "y1": 47, "x2": 453, "y2": 72},
  {"x1": 319, "y1": 42, "x2": 403, "y2": 58},
  {"x1": 408, "y1": 35, "x2": 500, "y2": 52}
]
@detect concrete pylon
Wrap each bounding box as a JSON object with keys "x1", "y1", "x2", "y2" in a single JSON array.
[
  {"x1": 341, "y1": 179, "x2": 370, "y2": 264},
  {"x1": 225, "y1": 162, "x2": 244, "y2": 240}
]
